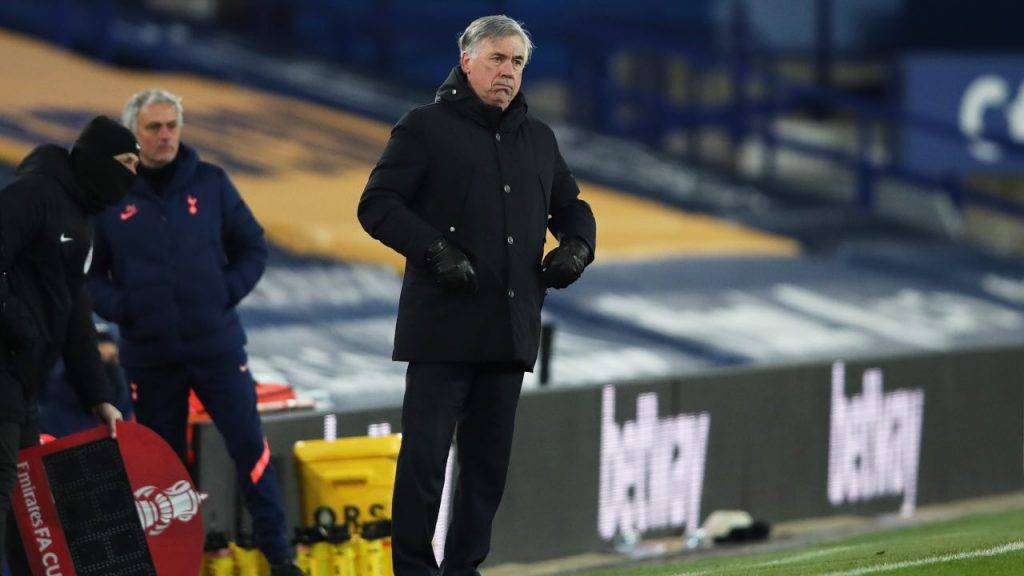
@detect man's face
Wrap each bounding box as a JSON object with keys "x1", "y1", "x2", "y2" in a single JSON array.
[
  {"x1": 460, "y1": 35, "x2": 526, "y2": 110},
  {"x1": 135, "y1": 102, "x2": 181, "y2": 168}
]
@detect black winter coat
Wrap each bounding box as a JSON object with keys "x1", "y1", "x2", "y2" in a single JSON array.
[
  {"x1": 359, "y1": 67, "x2": 597, "y2": 370},
  {"x1": 0, "y1": 145, "x2": 113, "y2": 421}
]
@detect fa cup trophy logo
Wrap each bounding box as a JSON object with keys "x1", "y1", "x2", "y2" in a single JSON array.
[{"x1": 134, "y1": 480, "x2": 207, "y2": 536}]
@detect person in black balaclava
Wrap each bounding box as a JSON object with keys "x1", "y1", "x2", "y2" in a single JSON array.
[
  {"x1": 68, "y1": 115, "x2": 140, "y2": 212},
  {"x1": 0, "y1": 115, "x2": 136, "y2": 573}
]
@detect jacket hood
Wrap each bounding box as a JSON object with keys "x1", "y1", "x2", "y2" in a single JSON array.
[
  {"x1": 435, "y1": 66, "x2": 527, "y2": 132},
  {"x1": 15, "y1": 144, "x2": 88, "y2": 206},
  {"x1": 16, "y1": 144, "x2": 77, "y2": 191}
]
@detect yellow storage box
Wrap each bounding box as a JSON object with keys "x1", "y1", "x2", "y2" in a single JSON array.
[{"x1": 294, "y1": 435, "x2": 402, "y2": 529}]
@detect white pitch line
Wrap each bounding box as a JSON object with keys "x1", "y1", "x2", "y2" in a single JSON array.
[
  {"x1": 672, "y1": 546, "x2": 855, "y2": 576},
  {"x1": 752, "y1": 546, "x2": 856, "y2": 568},
  {"x1": 819, "y1": 540, "x2": 1024, "y2": 576}
]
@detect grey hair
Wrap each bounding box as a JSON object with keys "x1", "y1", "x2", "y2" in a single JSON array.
[
  {"x1": 121, "y1": 88, "x2": 184, "y2": 132},
  {"x1": 458, "y1": 15, "x2": 534, "y2": 65}
]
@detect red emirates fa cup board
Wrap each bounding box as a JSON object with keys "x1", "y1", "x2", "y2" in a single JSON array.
[{"x1": 12, "y1": 422, "x2": 205, "y2": 576}]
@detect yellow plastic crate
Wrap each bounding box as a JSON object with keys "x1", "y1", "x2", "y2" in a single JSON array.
[{"x1": 293, "y1": 435, "x2": 401, "y2": 528}]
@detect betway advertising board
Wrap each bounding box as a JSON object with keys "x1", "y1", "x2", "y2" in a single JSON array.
[
  {"x1": 195, "y1": 346, "x2": 1024, "y2": 565},
  {"x1": 490, "y1": 347, "x2": 1023, "y2": 563}
]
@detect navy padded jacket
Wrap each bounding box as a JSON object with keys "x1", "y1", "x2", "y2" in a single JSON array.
[{"x1": 88, "y1": 144, "x2": 267, "y2": 367}]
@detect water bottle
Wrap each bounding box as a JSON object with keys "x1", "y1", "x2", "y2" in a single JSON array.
[
  {"x1": 310, "y1": 526, "x2": 334, "y2": 576},
  {"x1": 294, "y1": 527, "x2": 315, "y2": 576},
  {"x1": 326, "y1": 525, "x2": 357, "y2": 576},
  {"x1": 357, "y1": 521, "x2": 390, "y2": 576},
  {"x1": 232, "y1": 531, "x2": 269, "y2": 576},
  {"x1": 203, "y1": 531, "x2": 235, "y2": 576},
  {"x1": 375, "y1": 520, "x2": 393, "y2": 576}
]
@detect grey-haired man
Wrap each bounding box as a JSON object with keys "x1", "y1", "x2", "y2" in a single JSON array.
[
  {"x1": 359, "y1": 15, "x2": 597, "y2": 576},
  {"x1": 88, "y1": 90, "x2": 300, "y2": 576}
]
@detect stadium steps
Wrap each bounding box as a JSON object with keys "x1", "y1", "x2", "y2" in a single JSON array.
[{"x1": 2, "y1": 27, "x2": 1024, "y2": 409}]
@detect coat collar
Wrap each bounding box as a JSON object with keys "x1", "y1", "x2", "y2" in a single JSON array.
[
  {"x1": 135, "y1": 143, "x2": 199, "y2": 198},
  {"x1": 434, "y1": 66, "x2": 527, "y2": 133}
]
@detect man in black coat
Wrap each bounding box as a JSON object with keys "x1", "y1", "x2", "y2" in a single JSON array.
[
  {"x1": 0, "y1": 116, "x2": 134, "y2": 572},
  {"x1": 359, "y1": 15, "x2": 597, "y2": 576}
]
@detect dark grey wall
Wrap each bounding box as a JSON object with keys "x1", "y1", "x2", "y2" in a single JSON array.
[{"x1": 194, "y1": 346, "x2": 1024, "y2": 566}]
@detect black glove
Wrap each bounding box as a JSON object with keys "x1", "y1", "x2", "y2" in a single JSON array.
[
  {"x1": 542, "y1": 237, "x2": 591, "y2": 289},
  {"x1": 424, "y1": 238, "x2": 478, "y2": 294}
]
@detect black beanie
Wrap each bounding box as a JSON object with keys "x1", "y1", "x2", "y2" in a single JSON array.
[
  {"x1": 72, "y1": 115, "x2": 138, "y2": 159},
  {"x1": 68, "y1": 116, "x2": 139, "y2": 212}
]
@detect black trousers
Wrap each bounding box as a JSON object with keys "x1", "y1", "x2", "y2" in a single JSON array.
[
  {"x1": 0, "y1": 409, "x2": 37, "y2": 575},
  {"x1": 392, "y1": 362, "x2": 524, "y2": 576}
]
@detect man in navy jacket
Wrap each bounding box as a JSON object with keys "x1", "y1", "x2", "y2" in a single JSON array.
[{"x1": 87, "y1": 89, "x2": 299, "y2": 575}]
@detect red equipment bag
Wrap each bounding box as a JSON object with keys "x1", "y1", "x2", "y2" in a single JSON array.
[{"x1": 12, "y1": 422, "x2": 205, "y2": 575}]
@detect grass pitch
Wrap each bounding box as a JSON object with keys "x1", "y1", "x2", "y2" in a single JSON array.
[{"x1": 572, "y1": 507, "x2": 1024, "y2": 576}]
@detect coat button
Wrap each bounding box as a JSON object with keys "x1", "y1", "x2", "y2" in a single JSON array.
[
  {"x1": 503, "y1": 184, "x2": 511, "y2": 193},
  {"x1": 449, "y1": 226, "x2": 455, "y2": 232},
  {"x1": 508, "y1": 289, "x2": 515, "y2": 298},
  {"x1": 452, "y1": 89, "x2": 457, "y2": 95},
  {"x1": 495, "y1": 133, "x2": 501, "y2": 142},
  {"x1": 507, "y1": 236, "x2": 514, "y2": 245}
]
